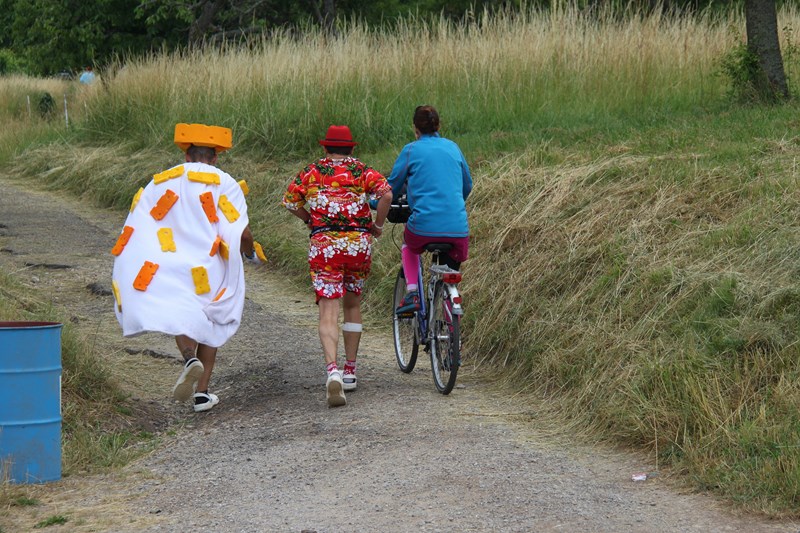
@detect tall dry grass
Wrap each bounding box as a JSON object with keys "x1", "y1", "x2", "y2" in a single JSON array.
[
  {"x1": 76, "y1": 3, "x2": 748, "y2": 157},
  {"x1": 0, "y1": 75, "x2": 98, "y2": 163}
]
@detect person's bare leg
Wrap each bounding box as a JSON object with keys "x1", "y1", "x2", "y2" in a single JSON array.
[
  {"x1": 318, "y1": 297, "x2": 340, "y2": 366},
  {"x1": 319, "y1": 297, "x2": 345, "y2": 407},
  {"x1": 175, "y1": 335, "x2": 197, "y2": 360},
  {"x1": 172, "y1": 335, "x2": 204, "y2": 402},
  {"x1": 342, "y1": 291, "x2": 362, "y2": 362},
  {"x1": 195, "y1": 344, "x2": 217, "y2": 392}
]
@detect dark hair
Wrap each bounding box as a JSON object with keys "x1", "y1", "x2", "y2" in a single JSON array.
[
  {"x1": 325, "y1": 145, "x2": 354, "y2": 156},
  {"x1": 186, "y1": 145, "x2": 217, "y2": 163},
  {"x1": 413, "y1": 105, "x2": 440, "y2": 134}
]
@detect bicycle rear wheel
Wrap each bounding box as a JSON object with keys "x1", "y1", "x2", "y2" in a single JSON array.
[
  {"x1": 392, "y1": 267, "x2": 418, "y2": 373},
  {"x1": 429, "y1": 281, "x2": 460, "y2": 394}
]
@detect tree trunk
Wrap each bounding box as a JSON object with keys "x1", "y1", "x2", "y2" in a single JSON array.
[
  {"x1": 308, "y1": 0, "x2": 338, "y2": 37},
  {"x1": 744, "y1": 0, "x2": 789, "y2": 100},
  {"x1": 189, "y1": 0, "x2": 228, "y2": 46}
]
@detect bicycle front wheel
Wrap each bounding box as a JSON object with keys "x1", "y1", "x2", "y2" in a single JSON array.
[
  {"x1": 429, "y1": 281, "x2": 460, "y2": 394},
  {"x1": 392, "y1": 267, "x2": 418, "y2": 373}
]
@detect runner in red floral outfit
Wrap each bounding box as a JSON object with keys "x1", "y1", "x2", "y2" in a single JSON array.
[{"x1": 283, "y1": 125, "x2": 391, "y2": 407}]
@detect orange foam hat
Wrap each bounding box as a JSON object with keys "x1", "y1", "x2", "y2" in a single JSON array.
[{"x1": 174, "y1": 123, "x2": 233, "y2": 153}]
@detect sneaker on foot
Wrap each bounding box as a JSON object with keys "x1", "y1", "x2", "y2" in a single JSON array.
[
  {"x1": 395, "y1": 290, "x2": 421, "y2": 315},
  {"x1": 342, "y1": 370, "x2": 357, "y2": 392},
  {"x1": 172, "y1": 357, "x2": 204, "y2": 402},
  {"x1": 193, "y1": 391, "x2": 219, "y2": 412},
  {"x1": 326, "y1": 370, "x2": 346, "y2": 407}
]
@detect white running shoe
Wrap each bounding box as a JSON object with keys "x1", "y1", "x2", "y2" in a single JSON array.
[
  {"x1": 193, "y1": 392, "x2": 219, "y2": 412},
  {"x1": 342, "y1": 371, "x2": 357, "y2": 392},
  {"x1": 172, "y1": 358, "x2": 204, "y2": 402},
  {"x1": 326, "y1": 370, "x2": 346, "y2": 407}
]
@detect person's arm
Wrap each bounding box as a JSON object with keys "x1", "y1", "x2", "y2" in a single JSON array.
[
  {"x1": 282, "y1": 169, "x2": 313, "y2": 229},
  {"x1": 370, "y1": 193, "x2": 392, "y2": 238},
  {"x1": 460, "y1": 149, "x2": 473, "y2": 201},
  {"x1": 290, "y1": 206, "x2": 312, "y2": 229},
  {"x1": 240, "y1": 226, "x2": 254, "y2": 257},
  {"x1": 240, "y1": 225, "x2": 267, "y2": 263},
  {"x1": 387, "y1": 144, "x2": 412, "y2": 197}
]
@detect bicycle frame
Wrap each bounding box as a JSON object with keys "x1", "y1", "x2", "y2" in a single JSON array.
[{"x1": 416, "y1": 250, "x2": 464, "y2": 348}]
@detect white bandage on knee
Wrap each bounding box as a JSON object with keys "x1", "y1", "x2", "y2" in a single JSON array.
[{"x1": 342, "y1": 322, "x2": 363, "y2": 333}]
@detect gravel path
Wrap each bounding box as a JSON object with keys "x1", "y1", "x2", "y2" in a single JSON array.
[{"x1": 1, "y1": 174, "x2": 797, "y2": 533}]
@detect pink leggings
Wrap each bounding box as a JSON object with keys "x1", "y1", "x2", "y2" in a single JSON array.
[{"x1": 401, "y1": 229, "x2": 469, "y2": 289}]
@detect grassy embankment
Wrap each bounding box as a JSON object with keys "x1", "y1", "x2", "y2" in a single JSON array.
[
  {"x1": 0, "y1": 76, "x2": 152, "y2": 516},
  {"x1": 3, "y1": 3, "x2": 800, "y2": 515},
  {"x1": 0, "y1": 271, "x2": 153, "y2": 509}
]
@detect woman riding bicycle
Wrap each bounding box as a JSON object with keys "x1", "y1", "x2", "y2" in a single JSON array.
[{"x1": 388, "y1": 105, "x2": 473, "y2": 314}]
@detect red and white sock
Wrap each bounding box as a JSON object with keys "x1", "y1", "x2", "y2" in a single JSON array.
[
  {"x1": 344, "y1": 360, "x2": 357, "y2": 375},
  {"x1": 326, "y1": 361, "x2": 339, "y2": 375}
]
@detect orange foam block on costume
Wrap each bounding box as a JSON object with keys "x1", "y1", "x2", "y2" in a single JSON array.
[
  {"x1": 213, "y1": 288, "x2": 226, "y2": 302},
  {"x1": 209, "y1": 236, "x2": 221, "y2": 257},
  {"x1": 130, "y1": 187, "x2": 144, "y2": 212},
  {"x1": 219, "y1": 240, "x2": 230, "y2": 260},
  {"x1": 191, "y1": 266, "x2": 211, "y2": 295},
  {"x1": 217, "y1": 195, "x2": 239, "y2": 223},
  {"x1": 111, "y1": 226, "x2": 134, "y2": 256},
  {"x1": 199, "y1": 192, "x2": 219, "y2": 223},
  {"x1": 150, "y1": 189, "x2": 179, "y2": 221},
  {"x1": 157, "y1": 228, "x2": 176, "y2": 252},
  {"x1": 188, "y1": 171, "x2": 220, "y2": 186},
  {"x1": 133, "y1": 261, "x2": 159, "y2": 291},
  {"x1": 153, "y1": 165, "x2": 184, "y2": 185}
]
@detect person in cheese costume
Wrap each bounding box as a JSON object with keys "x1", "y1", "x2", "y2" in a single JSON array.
[
  {"x1": 111, "y1": 123, "x2": 265, "y2": 412},
  {"x1": 283, "y1": 125, "x2": 392, "y2": 408}
]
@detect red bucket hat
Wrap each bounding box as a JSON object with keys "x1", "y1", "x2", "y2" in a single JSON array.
[{"x1": 319, "y1": 125, "x2": 357, "y2": 147}]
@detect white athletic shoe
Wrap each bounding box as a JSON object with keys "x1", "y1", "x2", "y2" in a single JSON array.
[
  {"x1": 342, "y1": 371, "x2": 357, "y2": 392},
  {"x1": 193, "y1": 392, "x2": 219, "y2": 412},
  {"x1": 172, "y1": 358, "x2": 204, "y2": 402},
  {"x1": 326, "y1": 370, "x2": 346, "y2": 407}
]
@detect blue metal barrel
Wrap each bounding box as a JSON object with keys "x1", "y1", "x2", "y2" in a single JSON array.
[{"x1": 0, "y1": 321, "x2": 63, "y2": 483}]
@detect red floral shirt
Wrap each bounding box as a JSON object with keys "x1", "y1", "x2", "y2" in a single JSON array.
[{"x1": 283, "y1": 157, "x2": 391, "y2": 230}]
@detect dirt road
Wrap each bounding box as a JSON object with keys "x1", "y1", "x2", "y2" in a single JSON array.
[{"x1": 1, "y1": 174, "x2": 797, "y2": 532}]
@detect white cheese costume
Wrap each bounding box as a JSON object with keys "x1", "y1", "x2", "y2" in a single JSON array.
[{"x1": 111, "y1": 124, "x2": 249, "y2": 347}]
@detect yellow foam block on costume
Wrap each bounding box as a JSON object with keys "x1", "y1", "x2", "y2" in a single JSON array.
[
  {"x1": 130, "y1": 187, "x2": 144, "y2": 212},
  {"x1": 254, "y1": 241, "x2": 267, "y2": 262},
  {"x1": 150, "y1": 189, "x2": 179, "y2": 221},
  {"x1": 213, "y1": 288, "x2": 226, "y2": 302},
  {"x1": 111, "y1": 226, "x2": 134, "y2": 256},
  {"x1": 219, "y1": 240, "x2": 229, "y2": 260},
  {"x1": 153, "y1": 165, "x2": 184, "y2": 185},
  {"x1": 188, "y1": 171, "x2": 220, "y2": 186},
  {"x1": 133, "y1": 261, "x2": 159, "y2": 291},
  {"x1": 174, "y1": 123, "x2": 232, "y2": 153},
  {"x1": 238, "y1": 180, "x2": 249, "y2": 195},
  {"x1": 217, "y1": 195, "x2": 240, "y2": 223},
  {"x1": 191, "y1": 266, "x2": 211, "y2": 295},
  {"x1": 157, "y1": 228, "x2": 176, "y2": 252},
  {"x1": 112, "y1": 279, "x2": 122, "y2": 311}
]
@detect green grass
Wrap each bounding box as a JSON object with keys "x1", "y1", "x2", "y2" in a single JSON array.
[
  {"x1": 3, "y1": 2, "x2": 800, "y2": 517},
  {"x1": 0, "y1": 270, "x2": 154, "y2": 507},
  {"x1": 33, "y1": 515, "x2": 68, "y2": 528}
]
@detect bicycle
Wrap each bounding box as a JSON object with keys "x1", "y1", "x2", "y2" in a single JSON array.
[{"x1": 388, "y1": 198, "x2": 464, "y2": 394}]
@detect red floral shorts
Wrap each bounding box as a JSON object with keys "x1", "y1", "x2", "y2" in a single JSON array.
[{"x1": 308, "y1": 231, "x2": 373, "y2": 300}]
